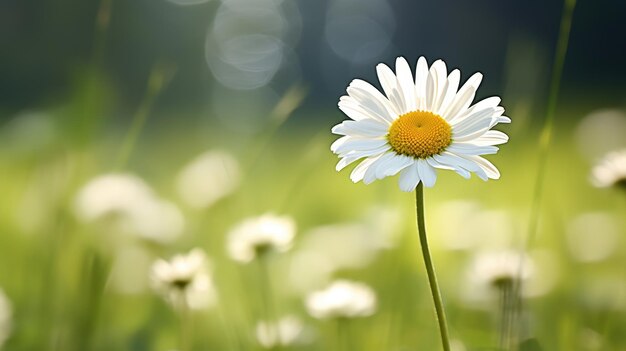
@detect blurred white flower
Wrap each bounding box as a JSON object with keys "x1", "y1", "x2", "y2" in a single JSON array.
[
  {"x1": 227, "y1": 214, "x2": 296, "y2": 263},
  {"x1": 256, "y1": 315, "x2": 305, "y2": 349},
  {"x1": 74, "y1": 173, "x2": 184, "y2": 243},
  {"x1": 305, "y1": 280, "x2": 376, "y2": 319},
  {"x1": 468, "y1": 250, "x2": 534, "y2": 288},
  {"x1": 461, "y1": 250, "x2": 541, "y2": 306},
  {"x1": 575, "y1": 109, "x2": 626, "y2": 160},
  {"x1": 590, "y1": 149, "x2": 626, "y2": 189},
  {"x1": 151, "y1": 248, "x2": 217, "y2": 310},
  {"x1": 176, "y1": 150, "x2": 241, "y2": 209},
  {"x1": 0, "y1": 289, "x2": 12, "y2": 348}
]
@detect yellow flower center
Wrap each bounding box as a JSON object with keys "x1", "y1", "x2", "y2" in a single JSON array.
[{"x1": 387, "y1": 110, "x2": 452, "y2": 159}]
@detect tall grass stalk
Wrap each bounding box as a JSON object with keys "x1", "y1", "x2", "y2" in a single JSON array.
[
  {"x1": 177, "y1": 297, "x2": 192, "y2": 351},
  {"x1": 115, "y1": 62, "x2": 176, "y2": 169},
  {"x1": 256, "y1": 255, "x2": 278, "y2": 350},
  {"x1": 512, "y1": 0, "x2": 577, "y2": 348}
]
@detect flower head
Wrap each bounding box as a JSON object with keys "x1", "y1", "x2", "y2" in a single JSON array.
[
  {"x1": 591, "y1": 149, "x2": 626, "y2": 189},
  {"x1": 227, "y1": 214, "x2": 296, "y2": 263},
  {"x1": 468, "y1": 250, "x2": 534, "y2": 289},
  {"x1": 150, "y1": 248, "x2": 217, "y2": 310},
  {"x1": 74, "y1": 173, "x2": 184, "y2": 243},
  {"x1": 305, "y1": 280, "x2": 376, "y2": 319},
  {"x1": 331, "y1": 56, "x2": 510, "y2": 191}
]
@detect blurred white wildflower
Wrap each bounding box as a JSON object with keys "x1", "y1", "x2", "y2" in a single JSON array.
[
  {"x1": 227, "y1": 214, "x2": 296, "y2": 263},
  {"x1": 256, "y1": 315, "x2": 305, "y2": 349},
  {"x1": 462, "y1": 250, "x2": 537, "y2": 306},
  {"x1": 305, "y1": 280, "x2": 376, "y2": 319},
  {"x1": 150, "y1": 248, "x2": 217, "y2": 310},
  {"x1": 590, "y1": 149, "x2": 626, "y2": 189},
  {"x1": 576, "y1": 109, "x2": 626, "y2": 160},
  {"x1": 176, "y1": 150, "x2": 241, "y2": 209},
  {"x1": 74, "y1": 173, "x2": 184, "y2": 243},
  {"x1": 0, "y1": 289, "x2": 12, "y2": 348},
  {"x1": 468, "y1": 250, "x2": 534, "y2": 288}
]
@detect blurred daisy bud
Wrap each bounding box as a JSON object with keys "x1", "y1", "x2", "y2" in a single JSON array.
[
  {"x1": 150, "y1": 248, "x2": 217, "y2": 310},
  {"x1": 305, "y1": 280, "x2": 376, "y2": 319},
  {"x1": 590, "y1": 149, "x2": 626, "y2": 190},
  {"x1": 0, "y1": 288, "x2": 12, "y2": 349},
  {"x1": 468, "y1": 250, "x2": 534, "y2": 289},
  {"x1": 227, "y1": 214, "x2": 296, "y2": 263},
  {"x1": 256, "y1": 315, "x2": 306, "y2": 349},
  {"x1": 74, "y1": 173, "x2": 184, "y2": 244},
  {"x1": 176, "y1": 150, "x2": 240, "y2": 209},
  {"x1": 74, "y1": 173, "x2": 154, "y2": 221}
]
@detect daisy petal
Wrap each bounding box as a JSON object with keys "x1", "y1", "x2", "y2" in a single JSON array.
[
  {"x1": 434, "y1": 152, "x2": 488, "y2": 180},
  {"x1": 339, "y1": 144, "x2": 391, "y2": 159},
  {"x1": 417, "y1": 159, "x2": 437, "y2": 187},
  {"x1": 363, "y1": 152, "x2": 395, "y2": 184},
  {"x1": 446, "y1": 143, "x2": 499, "y2": 155},
  {"x1": 376, "y1": 154, "x2": 414, "y2": 178},
  {"x1": 472, "y1": 130, "x2": 509, "y2": 146},
  {"x1": 427, "y1": 156, "x2": 471, "y2": 179},
  {"x1": 331, "y1": 137, "x2": 387, "y2": 154},
  {"x1": 395, "y1": 57, "x2": 417, "y2": 112},
  {"x1": 331, "y1": 119, "x2": 389, "y2": 137},
  {"x1": 376, "y1": 63, "x2": 406, "y2": 114},
  {"x1": 426, "y1": 60, "x2": 447, "y2": 112},
  {"x1": 436, "y1": 69, "x2": 460, "y2": 115},
  {"x1": 443, "y1": 86, "x2": 476, "y2": 122},
  {"x1": 339, "y1": 96, "x2": 391, "y2": 124},
  {"x1": 398, "y1": 161, "x2": 421, "y2": 192},
  {"x1": 415, "y1": 57, "x2": 429, "y2": 110},
  {"x1": 350, "y1": 156, "x2": 380, "y2": 183},
  {"x1": 349, "y1": 79, "x2": 399, "y2": 117},
  {"x1": 443, "y1": 72, "x2": 482, "y2": 120},
  {"x1": 345, "y1": 88, "x2": 394, "y2": 124},
  {"x1": 336, "y1": 156, "x2": 360, "y2": 171},
  {"x1": 463, "y1": 155, "x2": 500, "y2": 179}
]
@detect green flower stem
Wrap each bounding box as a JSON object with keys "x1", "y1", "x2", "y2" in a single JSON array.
[
  {"x1": 257, "y1": 255, "x2": 281, "y2": 351},
  {"x1": 336, "y1": 318, "x2": 349, "y2": 351},
  {"x1": 415, "y1": 183, "x2": 451, "y2": 351},
  {"x1": 177, "y1": 296, "x2": 191, "y2": 351},
  {"x1": 498, "y1": 281, "x2": 514, "y2": 350}
]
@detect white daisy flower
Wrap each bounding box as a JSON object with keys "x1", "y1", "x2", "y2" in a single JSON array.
[
  {"x1": 74, "y1": 173, "x2": 184, "y2": 243},
  {"x1": 305, "y1": 280, "x2": 376, "y2": 319},
  {"x1": 227, "y1": 214, "x2": 296, "y2": 263},
  {"x1": 468, "y1": 250, "x2": 534, "y2": 288},
  {"x1": 150, "y1": 248, "x2": 217, "y2": 310},
  {"x1": 590, "y1": 149, "x2": 626, "y2": 189},
  {"x1": 331, "y1": 56, "x2": 510, "y2": 191}
]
